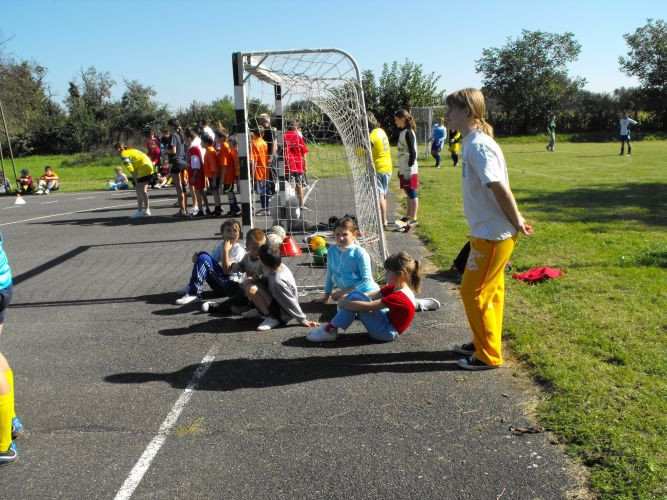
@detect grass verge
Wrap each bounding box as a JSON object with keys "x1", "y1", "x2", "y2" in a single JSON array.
[{"x1": 414, "y1": 141, "x2": 667, "y2": 498}]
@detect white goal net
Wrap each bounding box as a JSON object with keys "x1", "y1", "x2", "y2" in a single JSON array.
[{"x1": 232, "y1": 49, "x2": 387, "y2": 291}]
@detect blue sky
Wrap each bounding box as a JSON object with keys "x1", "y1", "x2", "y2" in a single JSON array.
[{"x1": 2, "y1": 0, "x2": 663, "y2": 111}]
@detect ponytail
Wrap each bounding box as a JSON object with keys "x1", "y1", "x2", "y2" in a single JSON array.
[
  {"x1": 410, "y1": 259, "x2": 422, "y2": 293},
  {"x1": 384, "y1": 251, "x2": 422, "y2": 293},
  {"x1": 395, "y1": 109, "x2": 416, "y2": 131}
]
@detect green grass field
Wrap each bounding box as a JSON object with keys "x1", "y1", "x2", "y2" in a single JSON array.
[
  {"x1": 413, "y1": 141, "x2": 666, "y2": 498},
  {"x1": 3, "y1": 153, "x2": 119, "y2": 192}
]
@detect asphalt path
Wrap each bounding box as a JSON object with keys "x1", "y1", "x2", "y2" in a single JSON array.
[{"x1": 0, "y1": 189, "x2": 583, "y2": 498}]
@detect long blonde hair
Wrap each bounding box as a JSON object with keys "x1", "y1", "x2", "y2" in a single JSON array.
[{"x1": 445, "y1": 88, "x2": 494, "y2": 138}]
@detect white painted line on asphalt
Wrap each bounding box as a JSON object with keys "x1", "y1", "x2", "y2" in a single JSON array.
[
  {"x1": 40, "y1": 201, "x2": 59, "y2": 204},
  {"x1": 3, "y1": 206, "x2": 22, "y2": 209},
  {"x1": 0, "y1": 199, "x2": 172, "y2": 226},
  {"x1": 114, "y1": 346, "x2": 218, "y2": 500},
  {"x1": 75, "y1": 196, "x2": 95, "y2": 200}
]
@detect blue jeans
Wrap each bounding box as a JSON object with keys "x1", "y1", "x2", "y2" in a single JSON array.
[
  {"x1": 330, "y1": 291, "x2": 398, "y2": 342},
  {"x1": 254, "y1": 180, "x2": 269, "y2": 208},
  {"x1": 188, "y1": 252, "x2": 240, "y2": 297}
]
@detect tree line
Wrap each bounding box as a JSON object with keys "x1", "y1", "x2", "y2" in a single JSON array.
[{"x1": 0, "y1": 18, "x2": 663, "y2": 157}]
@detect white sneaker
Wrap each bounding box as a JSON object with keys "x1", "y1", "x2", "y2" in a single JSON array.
[
  {"x1": 36, "y1": 190, "x2": 43, "y2": 195},
  {"x1": 129, "y1": 210, "x2": 145, "y2": 219},
  {"x1": 45, "y1": 189, "x2": 50, "y2": 194},
  {"x1": 300, "y1": 205, "x2": 311, "y2": 212},
  {"x1": 188, "y1": 207, "x2": 199, "y2": 216},
  {"x1": 201, "y1": 301, "x2": 213, "y2": 313},
  {"x1": 255, "y1": 208, "x2": 267, "y2": 216},
  {"x1": 143, "y1": 209, "x2": 152, "y2": 216},
  {"x1": 175, "y1": 294, "x2": 198, "y2": 305},
  {"x1": 257, "y1": 316, "x2": 281, "y2": 331},
  {"x1": 241, "y1": 308, "x2": 261, "y2": 319},
  {"x1": 306, "y1": 324, "x2": 338, "y2": 342},
  {"x1": 416, "y1": 298, "x2": 441, "y2": 312}
]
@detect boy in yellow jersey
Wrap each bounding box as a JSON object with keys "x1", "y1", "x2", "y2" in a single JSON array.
[
  {"x1": 368, "y1": 112, "x2": 393, "y2": 226},
  {"x1": 114, "y1": 143, "x2": 155, "y2": 218}
]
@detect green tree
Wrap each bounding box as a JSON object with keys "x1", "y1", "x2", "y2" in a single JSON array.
[
  {"x1": 112, "y1": 80, "x2": 169, "y2": 143},
  {"x1": 363, "y1": 60, "x2": 444, "y2": 139},
  {"x1": 476, "y1": 30, "x2": 585, "y2": 134},
  {"x1": 619, "y1": 19, "x2": 667, "y2": 127},
  {"x1": 64, "y1": 66, "x2": 116, "y2": 151},
  {"x1": 0, "y1": 56, "x2": 62, "y2": 155}
]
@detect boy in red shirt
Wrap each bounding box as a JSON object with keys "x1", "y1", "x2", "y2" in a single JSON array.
[
  {"x1": 249, "y1": 128, "x2": 269, "y2": 216},
  {"x1": 283, "y1": 121, "x2": 309, "y2": 210},
  {"x1": 186, "y1": 130, "x2": 208, "y2": 217}
]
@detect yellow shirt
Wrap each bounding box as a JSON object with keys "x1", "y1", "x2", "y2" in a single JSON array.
[
  {"x1": 120, "y1": 148, "x2": 154, "y2": 178},
  {"x1": 369, "y1": 127, "x2": 392, "y2": 174}
]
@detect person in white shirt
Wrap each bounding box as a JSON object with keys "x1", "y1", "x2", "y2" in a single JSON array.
[
  {"x1": 619, "y1": 112, "x2": 639, "y2": 156},
  {"x1": 446, "y1": 88, "x2": 532, "y2": 371}
]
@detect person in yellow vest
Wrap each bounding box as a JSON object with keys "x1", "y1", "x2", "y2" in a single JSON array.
[
  {"x1": 448, "y1": 129, "x2": 462, "y2": 166},
  {"x1": 368, "y1": 112, "x2": 393, "y2": 227},
  {"x1": 114, "y1": 143, "x2": 155, "y2": 219}
]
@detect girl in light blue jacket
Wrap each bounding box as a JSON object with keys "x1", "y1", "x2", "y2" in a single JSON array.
[{"x1": 315, "y1": 217, "x2": 379, "y2": 303}]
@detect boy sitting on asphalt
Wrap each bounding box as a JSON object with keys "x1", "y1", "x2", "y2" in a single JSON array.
[
  {"x1": 240, "y1": 243, "x2": 319, "y2": 331},
  {"x1": 201, "y1": 228, "x2": 266, "y2": 315}
]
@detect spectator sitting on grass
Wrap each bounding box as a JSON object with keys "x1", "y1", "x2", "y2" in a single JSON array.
[
  {"x1": 108, "y1": 167, "x2": 129, "y2": 190},
  {"x1": 17, "y1": 170, "x2": 36, "y2": 194},
  {"x1": 36, "y1": 166, "x2": 59, "y2": 195}
]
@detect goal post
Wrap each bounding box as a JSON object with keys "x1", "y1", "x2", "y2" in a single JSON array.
[
  {"x1": 411, "y1": 105, "x2": 447, "y2": 160},
  {"x1": 232, "y1": 49, "x2": 388, "y2": 291}
]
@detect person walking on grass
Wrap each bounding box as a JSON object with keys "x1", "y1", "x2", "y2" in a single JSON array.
[
  {"x1": 445, "y1": 88, "x2": 532, "y2": 371},
  {"x1": 368, "y1": 112, "x2": 392, "y2": 227},
  {"x1": 0, "y1": 230, "x2": 25, "y2": 466},
  {"x1": 428, "y1": 117, "x2": 447, "y2": 168},
  {"x1": 114, "y1": 143, "x2": 155, "y2": 219},
  {"x1": 546, "y1": 113, "x2": 556, "y2": 152},
  {"x1": 619, "y1": 112, "x2": 639, "y2": 156},
  {"x1": 394, "y1": 109, "x2": 419, "y2": 232}
]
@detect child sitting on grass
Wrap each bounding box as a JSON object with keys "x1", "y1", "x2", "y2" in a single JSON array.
[
  {"x1": 201, "y1": 228, "x2": 266, "y2": 315},
  {"x1": 175, "y1": 219, "x2": 245, "y2": 305},
  {"x1": 241, "y1": 243, "x2": 319, "y2": 331},
  {"x1": 108, "y1": 167, "x2": 129, "y2": 190},
  {"x1": 307, "y1": 252, "x2": 421, "y2": 343}
]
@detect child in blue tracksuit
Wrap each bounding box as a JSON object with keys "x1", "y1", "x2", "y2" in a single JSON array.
[{"x1": 315, "y1": 216, "x2": 379, "y2": 304}]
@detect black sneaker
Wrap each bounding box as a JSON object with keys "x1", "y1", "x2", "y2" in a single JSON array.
[
  {"x1": 456, "y1": 355, "x2": 500, "y2": 371},
  {"x1": 452, "y1": 342, "x2": 475, "y2": 355}
]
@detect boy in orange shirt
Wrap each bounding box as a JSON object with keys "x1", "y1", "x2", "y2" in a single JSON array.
[
  {"x1": 218, "y1": 131, "x2": 241, "y2": 217},
  {"x1": 249, "y1": 128, "x2": 269, "y2": 216},
  {"x1": 202, "y1": 135, "x2": 222, "y2": 216}
]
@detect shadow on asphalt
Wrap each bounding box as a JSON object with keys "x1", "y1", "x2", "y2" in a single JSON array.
[{"x1": 104, "y1": 350, "x2": 462, "y2": 391}]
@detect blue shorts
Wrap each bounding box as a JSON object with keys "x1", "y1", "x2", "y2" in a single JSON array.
[
  {"x1": 376, "y1": 172, "x2": 392, "y2": 195},
  {"x1": 620, "y1": 135, "x2": 630, "y2": 142}
]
